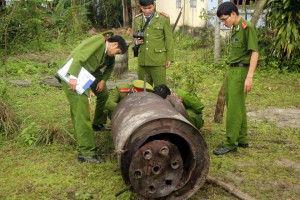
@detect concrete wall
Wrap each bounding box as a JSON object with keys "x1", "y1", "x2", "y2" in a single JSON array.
[{"x1": 156, "y1": 0, "x2": 208, "y2": 29}]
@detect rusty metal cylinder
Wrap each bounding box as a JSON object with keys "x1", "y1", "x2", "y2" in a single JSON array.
[{"x1": 111, "y1": 92, "x2": 210, "y2": 199}]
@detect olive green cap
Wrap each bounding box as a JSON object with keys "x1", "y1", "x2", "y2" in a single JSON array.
[{"x1": 133, "y1": 80, "x2": 153, "y2": 91}]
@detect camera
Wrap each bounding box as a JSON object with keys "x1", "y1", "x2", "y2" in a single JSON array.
[
  {"x1": 132, "y1": 32, "x2": 144, "y2": 57},
  {"x1": 132, "y1": 44, "x2": 140, "y2": 57},
  {"x1": 133, "y1": 32, "x2": 144, "y2": 39}
]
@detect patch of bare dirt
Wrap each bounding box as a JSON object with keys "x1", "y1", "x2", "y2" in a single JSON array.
[
  {"x1": 275, "y1": 159, "x2": 300, "y2": 172},
  {"x1": 88, "y1": 27, "x2": 132, "y2": 37},
  {"x1": 247, "y1": 109, "x2": 300, "y2": 129},
  {"x1": 14, "y1": 51, "x2": 69, "y2": 63},
  {"x1": 270, "y1": 180, "x2": 300, "y2": 199},
  {"x1": 224, "y1": 172, "x2": 245, "y2": 185}
]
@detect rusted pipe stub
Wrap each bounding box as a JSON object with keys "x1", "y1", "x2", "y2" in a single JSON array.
[{"x1": 129, "y1": 140, "x2": 183, "y2": 198}]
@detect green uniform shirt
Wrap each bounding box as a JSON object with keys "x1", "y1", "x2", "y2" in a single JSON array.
[
  {"x1": 227, "y1": 18, "x2": 258, "y2": 64},
  {"x1": 170, "y1": 89, "x2": 204, "y2": 129},
  {"x1": 64, "y1": 34, "x2": 115, "y2": 81},
  {"x1": 176, "y1": 89, "x2": 204, "y2": 114},
  {"x1": 135, "y1": 11, "x2": 174, "y2": 66},
  {"x1": 105, "y1": 83, "x2": 133, "y2": 113}
]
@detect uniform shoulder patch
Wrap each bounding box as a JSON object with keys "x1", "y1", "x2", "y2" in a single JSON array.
[
  {"x1": 241, "y1": 22, "x2": 248, "y2": 29},
  {"x1": 135, "y1": 13, "x2": 142, "y2": 18},
  {"x1": 160, "y1": 11, "x2": 169, "y2": 18},
  {"x1": 119, "y1": 88, "x2": 131, "y2": 93}
]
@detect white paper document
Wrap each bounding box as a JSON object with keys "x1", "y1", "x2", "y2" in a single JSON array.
[{"x1": 57, "y1": 58, "x2": 96, "y2": 95}]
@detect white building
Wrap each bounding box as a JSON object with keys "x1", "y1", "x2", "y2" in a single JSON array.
[
  {"x1": 156, "y1": 0, "x2": 266, "y2": 35},
  {"x1": 155, "y1": 0, "x2": 208, "y2": 32}
]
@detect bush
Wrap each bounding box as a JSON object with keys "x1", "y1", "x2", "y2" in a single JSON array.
[
  {"x1": 0, "y1": 0, "x2": 92, "y2": 54},
  {"x1": 257, "y1": 27, "x2": 300, "y2": 72}
]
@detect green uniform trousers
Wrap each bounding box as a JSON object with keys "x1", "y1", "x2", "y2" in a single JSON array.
[
  {"x1": 186, "y1": 109, "x2": 204, "y2": 130},
  {"x1": 62, "y1": 82, "x2": 96, "y2": 156},
  {"x1": 224, "y1": 67, "x2": 249, "y2": 150},
  {"x1": 138, "y1": 65, "x2": 166, "y2": 87},
  {"x1": 90, "y1": 71, "x2": 109, "y2": 125}
]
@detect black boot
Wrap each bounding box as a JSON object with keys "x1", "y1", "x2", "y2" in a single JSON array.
[
  {"x1": 92, "y1": 124, "x2": 111, "y2": 131},
  {"x1": 238, "y1": 143, "x2": 249, "y2": 148},
  {"x1": 213, "y1": 147, "x2": 237, "y2": 155},
  {"x1": 77, "y1": 155, "x2": 103, "y2": 163}
]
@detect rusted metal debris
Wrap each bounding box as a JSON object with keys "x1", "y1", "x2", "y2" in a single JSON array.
[
  {"x1": 129, "y1": 140, "x2": 183, "y2": 198},
  {"x1": 112, "y1": 92, "x2": 210, "y2": 199}
]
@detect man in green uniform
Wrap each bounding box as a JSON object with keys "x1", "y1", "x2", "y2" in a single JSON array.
[
  {"x1": 103, "y1": 80, "x2": 154, "y2": 120},
  {"x1": 176, "y1": 89, "x2": 204, "y2": 130},
  {"x1": 153, "y1": 85, "x2": 205, "y2": 130},
  {"x1": 134, "y1": 0, "x2": 174, "y2": 87},
  {"x1": 59, "y1": 34, "x2": 127, "y2": 163},
  {"x1": 213, "y1": 2, "x2": 259, "y2": 155}
]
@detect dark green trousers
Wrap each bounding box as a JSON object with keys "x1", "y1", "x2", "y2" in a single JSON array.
[
  {"x1": 186, "y1": 109, "x2": 204, "y2": 130},
  {"x1": 62, "y1": 82, "x2": 96, "y2": 156},
  {"x1": 138, "y1": 65, "x2": 166, "y2": 87},
  {"x1": 224, "y1": 67, "x2": 249, "y2": 150},
  {"x1": 90, "y1": 71, "x2": 109, "y2": 125}
]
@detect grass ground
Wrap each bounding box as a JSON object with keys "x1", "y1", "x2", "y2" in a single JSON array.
[{"x1": 0, "y1": 39, "x2": 299, "y2": 200}]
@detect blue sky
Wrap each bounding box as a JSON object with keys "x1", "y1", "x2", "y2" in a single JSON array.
[{"x1": 208, "y1": 0, "x2": 219, "y2": 11}]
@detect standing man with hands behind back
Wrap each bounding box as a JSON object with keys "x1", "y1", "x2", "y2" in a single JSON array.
[
  {"x1": 60, "y1": 34, "x2": 127, "y2": 163},
  {"x1": 134, "y1": 0, "x2": 174, "y2": 87},
  {"x1": 213, "y1": 2, "x2": 259, "y2": 155}
]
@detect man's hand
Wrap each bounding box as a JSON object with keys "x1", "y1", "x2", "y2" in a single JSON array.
[
  {"x1": 136, "y1": 38, "x2": 144, "y2": 45},
  {"x1": 96, "y1": 80, "x2": 105, "y2": 92},
  {"x1": 89, "y1": 90, "x2": 95, "y2": 97},
  {"x1": 165, "y1": 61, "x2": 172, "y2": 69},
  {"x1": 244, "y1": 76, "x2": 253, "y2": 93},
  {"x1": 68, "y1": 79, "x2": 77, "y2": 91}
]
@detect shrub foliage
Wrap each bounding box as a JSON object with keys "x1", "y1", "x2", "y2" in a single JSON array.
[
  {"x1": 0, "y1": 0, "x2": 91, "y2": 54},
  {"x1": 266, "y1": 0, "x2": 300, "y2": 71}
]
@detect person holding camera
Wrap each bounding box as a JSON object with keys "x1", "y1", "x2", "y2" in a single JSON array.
[{"x1": 133, "y1": 0, "x2": 174, "y2": 87}]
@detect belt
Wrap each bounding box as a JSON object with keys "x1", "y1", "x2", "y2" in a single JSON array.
[{"x1": 230, "y1": 63, "x2": 249, "y2": 67}]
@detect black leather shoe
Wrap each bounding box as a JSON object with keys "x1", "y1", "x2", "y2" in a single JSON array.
[
  {"x1": 238, "y1": 143, "x2": 249, "y2": 148},
  {"x1": 92, "y1": 124, "x2": 111, "y2": 131},
  {"x1": 213, "y1": 147, "x2": 237, "y2": 155},
  {"x1": 77, "y1": 155, "x2": 103, "y2": 163}
]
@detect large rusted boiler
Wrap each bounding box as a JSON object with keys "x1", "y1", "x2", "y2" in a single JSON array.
[{"x1": 111, "y1": 92, "x2": 209, "y2": 199}]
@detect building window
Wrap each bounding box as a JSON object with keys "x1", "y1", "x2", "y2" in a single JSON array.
[
  {"x1": 190, "y1": 0, "x2": 196, "y2": 8},
  {"x1": 233, "y1": 0, "x2": 251, "y2": 5},
  {"x1": 176, "y1": 0, "x2": 181, "y2": 8}
]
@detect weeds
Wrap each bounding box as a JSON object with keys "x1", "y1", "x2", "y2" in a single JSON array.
[
  {"x1": 0, "y1": 99, "x2": 18, "y2": 137},
  {"x1": 18, "y1": 120, "x2": 66, "y2": 145},
  {"x1": 0, "y1": 31, "x2": 299, "y2": 200}
]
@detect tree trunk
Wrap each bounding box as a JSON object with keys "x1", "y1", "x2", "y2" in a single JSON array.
[
  {"x1": 213, "y1": 0, "x2": 267, "y2": 123},
  {"x1": 122, "y1": 0, "x2": 130, "y2": 28},
  {"x1": 213, "y1": 0, "x2": 224, "y2": 123},
  {"x1": 243, "y1": 0, "x2": 247, "y2": 20},
  {"x1": 251, "y1": 0, "x2": 268, "y2": 26},
  {"x1": 71, "y1": 0, "x2": 79, "y2": 31},
  {"x1": 130, "y1": 0, "x2": 140, "y2": 35},
  {"x1": 214, "y1": 77, "x2": 226, "y2": 123},
  {"x1": 214, "y1": 0, "x2": 221, "y2": 64}
]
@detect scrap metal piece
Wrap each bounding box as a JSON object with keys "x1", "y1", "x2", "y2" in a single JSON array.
[
  {"x1": 129, "y1": 140, "x2": 183, "y2": 198},
  {"x1": 111, "y1": 92, "x2": 209, "y2": 199}
]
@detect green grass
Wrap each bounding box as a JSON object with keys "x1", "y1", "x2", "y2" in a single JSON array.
[{"x1": 0, "y1": 38, "x2": 300, "y2": 200}]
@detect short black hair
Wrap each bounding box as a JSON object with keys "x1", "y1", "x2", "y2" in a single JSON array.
[
  {"x1": 217, "y1": 1, "x2": 239, "y2": 17},
  {"x1": 107, "y1": 35, "x2": 128, "y2": 54},
  {"x1": 139, "y1": 0, "x2": 154, "y2": 6},
  {"x1": 153, "y1": 84, "x2": 171, "y2": 99}
]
